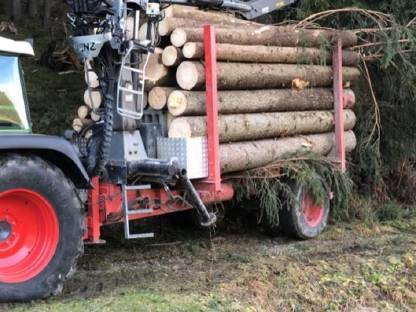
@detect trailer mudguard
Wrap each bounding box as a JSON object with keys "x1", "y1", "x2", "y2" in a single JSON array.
[{"x1": 0, "y1": 134, "x2": 90, "y2": 188}]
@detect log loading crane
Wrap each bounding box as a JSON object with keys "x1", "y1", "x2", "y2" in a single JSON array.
[{"x1": 0, "y1": 0, "x2": 337, "y2": 302}]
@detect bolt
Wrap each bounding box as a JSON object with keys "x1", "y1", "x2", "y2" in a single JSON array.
[{"x1": 0, "y1": 221, "x2": 12, "y2": 242}]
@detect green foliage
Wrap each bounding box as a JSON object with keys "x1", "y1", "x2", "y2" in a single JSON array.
[
  {"x1": 233, "y1": 155, "x2": 354, "y2": 226},
  {"x1": 291, "y1": 1, "x2": 416, "y2": 203},
  {"x1": 296, "y1": 0, "x2": 416, "y2": 24}
]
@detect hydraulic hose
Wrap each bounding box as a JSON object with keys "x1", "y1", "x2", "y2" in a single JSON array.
[{"x1": 90, "y1": 46, "x2": 114, "y2": 176}]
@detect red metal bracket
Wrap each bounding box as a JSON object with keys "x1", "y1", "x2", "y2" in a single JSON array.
[
  {"x1": 85, "y1": 176, "x2": 103, "y2": 243},
  {"x1": 203, "y1": 25, "x2": 221, "y2": 191},
  {"x1": 333, "y1": 39, "x2": 346, "y2": 173}
]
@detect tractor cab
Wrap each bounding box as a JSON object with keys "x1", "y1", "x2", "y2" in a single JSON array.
[{"x1": 0, "y1": 37, "x2": 34, "y2": 132}]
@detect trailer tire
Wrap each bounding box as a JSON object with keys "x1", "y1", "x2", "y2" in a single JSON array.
[
  {"x1": 264, "y1": 178, "x2": 330, "y2": 240},
  {"x1": 0, "y1": 154, "x2": 84, "y2": 302},
  {"x1": 281, "y1": 178, "x2": 330, "y2": 240}
]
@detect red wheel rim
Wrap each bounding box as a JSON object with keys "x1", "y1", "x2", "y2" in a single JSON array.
[
  {"x1": 0, "y1": 189, "x2": 59, "y2": 283},
  {"x1": 302, "y1": 193, "x2": 325, "y2": 227}
]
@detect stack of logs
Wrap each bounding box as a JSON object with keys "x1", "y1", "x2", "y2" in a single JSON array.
[
  {"x1": 73, "y1": 61, "x2": 102, "y2": 137},
  {"x1": 73, "y1": 5, "x2": 362, "y2": 174},
  {"x1": 147, "y1": 6, "x2": 361, "y2": 173}
]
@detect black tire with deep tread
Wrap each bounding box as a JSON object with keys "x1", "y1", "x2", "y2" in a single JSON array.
[{"x1": 0, "y1": 154, "x2": 84, "y2": 302}]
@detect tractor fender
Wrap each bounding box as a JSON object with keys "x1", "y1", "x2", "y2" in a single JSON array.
[{"x1": 0, "y1": 134, "x2": 90, "y2": 188}]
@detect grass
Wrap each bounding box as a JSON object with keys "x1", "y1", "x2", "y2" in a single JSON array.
[
  {"x1": 9, "y1": 292, "x2": 236, "y2": 312},
  {"x1": 2, "y1": 213, "x2": 416, "y2": 312}
]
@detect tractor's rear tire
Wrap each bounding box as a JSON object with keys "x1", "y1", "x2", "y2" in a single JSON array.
[
  {"x1": 264, "y1": 178, "x2": 330, "y2": 240},
  {"x1": 0, "y1": 154, "x2": 84, "y2": 302}
]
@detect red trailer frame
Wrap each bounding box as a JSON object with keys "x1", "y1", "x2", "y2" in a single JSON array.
[{"x1": 84, "y1": 27, "x2": 346, "y2": 243}]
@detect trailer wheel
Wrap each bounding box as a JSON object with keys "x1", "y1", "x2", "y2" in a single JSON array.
[
  {"x1": 264, "y1": 178, "x2": 330, "y2": 239},
  {"x1": 0, "y1": 154, "x2": 84, "y2": 302}
]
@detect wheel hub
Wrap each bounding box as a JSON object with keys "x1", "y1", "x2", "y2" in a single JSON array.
[
  {"x1": 302, "y1": 194, "x2": 325, "y2": 227},
  {"x1": 0, "y1": 221, "x2": 11, "y2": 242},
  {"x1": 0, "y1": 189, "x2": 59, "y2": 283}
]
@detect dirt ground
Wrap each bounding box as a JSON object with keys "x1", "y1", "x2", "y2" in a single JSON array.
[{"x1": 2, "y1": 210, "x2": 416, "y2": 312}]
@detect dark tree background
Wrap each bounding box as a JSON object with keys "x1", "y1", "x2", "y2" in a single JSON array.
[{"x1": 1, "y1": 0, "x2": 56, "y2": 26}]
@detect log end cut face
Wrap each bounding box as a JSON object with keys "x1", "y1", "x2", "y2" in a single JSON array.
[
  {"x1": 149, "y1": 87, "x2": 169, "y2": 110},
  {"x1": 167, "y1": 90, "x2": 188, "y2": 116},
  {"x1": 176, "y1": 61, "x2": 199, "y2": 90},
  {"x1": 182, "y1": 42, "x2": 199, "y2": 59},
  {"x1": 171, "y1": 28, "x2": 187, "y2": 47},
  {"x1": 162, "y1": 46, "x2": 180, "y2": 67},
  {"x1": 168, "y1": 117, "x2": 193, "y2": 138}
]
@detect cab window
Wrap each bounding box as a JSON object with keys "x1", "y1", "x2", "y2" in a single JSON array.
[{"x1": 0, "y1": 55, "x2": 30, "y2": 131}]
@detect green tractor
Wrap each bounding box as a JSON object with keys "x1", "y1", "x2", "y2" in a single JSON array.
[{"x1": 0, "y1": 36, "x2": 88, "y2": 301}]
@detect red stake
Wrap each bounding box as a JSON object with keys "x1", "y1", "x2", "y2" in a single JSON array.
[
  {"x1": 86, "y1": 176, "x2": 101, "y2": 243},
  {"x1": 203, "y1": 25, "x2": 221, "y2": 191}
]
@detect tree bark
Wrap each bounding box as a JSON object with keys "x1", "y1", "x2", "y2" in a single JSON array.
[
  {"x1": 167, "y1": 88, "x2": 356, "y2": 116},
  {"x1": 220, "y1": 131, "x2": 357, "y2": 173},
  {"x1": 171, "y1": 27, "x2": 357, "y2": 48},
  {"x1": 43, "y1": 0, "x2": 52, "y2": 28},
  {"x1": 168, "y1": 110, "x2": 356, "y2": 143},
  {"x1": 148, "y1": 87, "x2": 176, "y2": 110},
  {"x1": 163, "y1": 5, "x2": 258, "y2": 26},
  {"x1": 29, "y1": 0, "x2": 39, "y2": 18},
  {"x1": 176, "y1": 61, "x2": 361, "y2": 90},
  {"x1": 158, "y1": 17, "x2": 256, "y2": 36},
  {"x1": 182, "y1": 42, "x2": 360, "y2": 66},
  {"x1": 12, "y1": 0, "x2": 22, "y2": 21},
  {"x1": 161, "y1": 46, "x2": 183, "y2": 67},
  {"x1": 3, "y1": 0, "x2": 12, "y2": 18}
]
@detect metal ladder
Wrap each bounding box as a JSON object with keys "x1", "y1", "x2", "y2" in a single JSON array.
[
  {"x1": 121, "y1": 184, "x2": 154, "y2": 239},
  {"x1": 116, "y1": 43, "x2": 150, "y2": 120}
]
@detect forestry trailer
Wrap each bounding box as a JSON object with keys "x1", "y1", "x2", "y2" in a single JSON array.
[{"x1": 0, "y1": 0, "x2": 349, "y2": 302}]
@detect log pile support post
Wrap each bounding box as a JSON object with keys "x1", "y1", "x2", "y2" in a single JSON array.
[
  {"x1": 203, "y1": 25, "x2": 221, "y2": 191},
  {"x1": 333, "y1": 39, "x2": 346, "y2": 173}
]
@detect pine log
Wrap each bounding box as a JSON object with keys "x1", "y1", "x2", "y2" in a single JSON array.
[
  {"x1": 145, "y1": 52, "x2": 175, "y2": 90},
  {"x1": 182, "y1": 42, "x2": 360, "y2": 66},
  {"x1": 161, "y1": 46, "x2": 183, "y2": 67},
  {"x1": 85, "y1": 69, "x2": 99, "y2": 88},
  {"x1": 90, "y1": 111, "x2": 101, "y2": 122},
  {"x1": 176, "y1": 61, "x2": 361, "y2": 90},
  {"x1": 168, "y1": 110, "x2": 356, "y2": 143},
  {"x1": 77, "y1": 105, "x2": 90, "y2": 119},
  {"x1": 170, "y1": 27, "x2": 357, "y2": 48},
  {"x1": 220, "y1": 131, "x2": 357, "y2": 173},
  {"x1": 85, "y1": 60, "x2": 99, "y2": 88},
  {"x1": 83, "y1": 89, "x2": 102, "y2": 109},
  {"x1": 158, "y1": 17, "x2": 256, "y2": 36},
  {"x1": 148, "y1": 87, "x2": 176, "y2": 110},
  {"x1": 167, "y1": 88, "x2": 355, "y2": 116},
  {"x1": 163, "y1": 5, "x2": 257, "y2": 26},
  {"x1": 72, "y1": 118, "x2": 93, "y2": 133}
]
